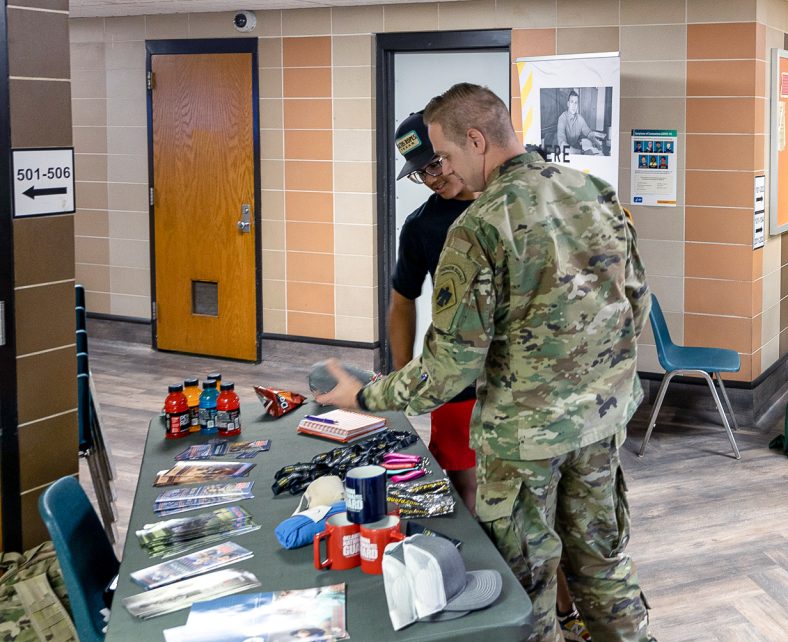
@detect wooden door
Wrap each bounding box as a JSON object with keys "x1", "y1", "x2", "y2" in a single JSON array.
[{"x1": 151, "y1": 52, "x2": 258, "y2": 361}]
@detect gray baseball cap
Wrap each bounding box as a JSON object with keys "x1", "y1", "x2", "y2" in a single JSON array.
[{"x1": 403, "y1": 534, "x2": 502, "y2": 620}]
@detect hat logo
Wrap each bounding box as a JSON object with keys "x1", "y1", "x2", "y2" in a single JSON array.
[{"x1": 396, "y1": 130, "x2": 422, "y2": 155}]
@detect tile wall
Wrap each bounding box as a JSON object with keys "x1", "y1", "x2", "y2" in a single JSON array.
[
  {"x1": 69, "y1": 0, "x2": 788, "y2": 383},
  {"x1": 8, "y1": 0, "x2": 78, "y2": 548}
]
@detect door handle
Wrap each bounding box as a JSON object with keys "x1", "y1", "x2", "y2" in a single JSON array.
[{"x1": 237, "y1": 203, "x2": 251, "y2": 233}]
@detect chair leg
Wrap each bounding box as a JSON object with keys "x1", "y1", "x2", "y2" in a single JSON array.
[
  {"x1": 638, "y1": 373, "x2": 676, "y2": 457},
  {"x1": 713, "y1": 372, "x2": 739, "y2": 431},
  {"x1": 700, "y1": 372, "x2": 741, "y2": 460}
]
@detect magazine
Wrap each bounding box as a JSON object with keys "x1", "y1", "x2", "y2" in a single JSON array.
[
  {"x1": 130, "y1": 541, "x2": 253, "y2": 589},
  {"x1": 123, "y1": 568, "x2": 261, "y2": 619},
  {"x1": 153, "y1": 461, "x2": 256, "y2": 487},
  {"x1": 162, "y1": 583, "x2": 348, "y2": 642}
]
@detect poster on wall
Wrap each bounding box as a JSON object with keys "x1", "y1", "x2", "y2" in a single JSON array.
[
  {"x1": 515, "y1": 52, "x2": 620, "y2": 191},
  {"x1": 769, "y1": 49, "x2": 788, "y2": 235},
  {"x1": 629, "y1": 129, "x2": 678, "y2": 207}
]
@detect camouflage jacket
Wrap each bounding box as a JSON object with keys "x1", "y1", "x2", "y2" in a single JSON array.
[{"x1": 364, "y1": 151, "x2": 650, "y2": 460}]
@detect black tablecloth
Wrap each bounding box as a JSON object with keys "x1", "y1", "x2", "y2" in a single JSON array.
[{"x1": 105, "y1": 401, "x2": 533, "y2": 641}]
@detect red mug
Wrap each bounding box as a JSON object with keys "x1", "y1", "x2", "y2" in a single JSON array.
[
  {"x1": 359, "y1": 515, "x2": 405, "y2": 575},
  {"x1": 314, "y1": 513, "x2": 361, "y2": 571}
]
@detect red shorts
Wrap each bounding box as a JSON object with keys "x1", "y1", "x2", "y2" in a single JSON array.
[{"x1": 428, "y1": 399, "x2": 476, "y2": 471}]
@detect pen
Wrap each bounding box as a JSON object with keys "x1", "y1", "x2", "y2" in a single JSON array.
[{"x1": 305, "y1": 415, "x2": 338, "y2": 425}]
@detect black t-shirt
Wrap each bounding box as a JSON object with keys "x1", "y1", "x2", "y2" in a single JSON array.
[
  {"x1": 392, "y1": 194, "x2": 473, "y2": 298},
  {"x1": 392, "y1": 193, "x2": 475, "y2": 403}
]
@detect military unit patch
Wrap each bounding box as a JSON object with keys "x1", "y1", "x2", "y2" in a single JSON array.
[
  {"x1": 435, "y1": 278, "x2": 456, "y2": 311},
  {"x1": 396, "y1": 130, "x2": 421, "y2": 155}
]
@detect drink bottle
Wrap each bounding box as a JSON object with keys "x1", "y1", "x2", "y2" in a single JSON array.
[
  {"x1": 199, "y1": 379, "x2": 219, "y2": 434},
  {"x1": 216, "y1": 381, "x2": 241, "y2": 437},
  {"x1": 164, "y1": 384, "x2": 189, "y2": 439},
  {"x1": 183, "y1": 377, "x2": 201, "y2": 433}
]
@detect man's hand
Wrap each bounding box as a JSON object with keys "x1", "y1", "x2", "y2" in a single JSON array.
[{"x1": 314, "y1": 359, "x2": 364, "y2": 409}]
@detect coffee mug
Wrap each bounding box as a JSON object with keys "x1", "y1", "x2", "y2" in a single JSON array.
[
  {"x1": 313, "y1": 513, "x2": 360, "y2": 571},
  {"x1": 345, "y1": 465, "x2": 387, "y2": 524},
  {"x1": 359, "y1": 515, "x2": 405, "y2": 574}
]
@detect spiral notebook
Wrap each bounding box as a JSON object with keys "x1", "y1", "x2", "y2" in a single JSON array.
[{"x1": 296, "y1": 409, "x2": 387, "y2": 443}]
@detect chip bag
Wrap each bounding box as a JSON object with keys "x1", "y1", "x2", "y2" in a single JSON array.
[{"x1": 254, "y1": 385, "x2": 306, "y2": 418}]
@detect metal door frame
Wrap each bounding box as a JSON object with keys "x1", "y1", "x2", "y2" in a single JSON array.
[
  {"x1": 0, "y1": 3, "x2": 22, "y2": 551},
  {"x1": 145, "y1": 38, "x2": 262, "y2": 362},
  {"x1": 374, "y1": 29, "x2": 511, "y2": 373}
]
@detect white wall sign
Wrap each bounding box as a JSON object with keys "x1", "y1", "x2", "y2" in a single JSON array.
[
  {"x1": 12, "y1": 148, "x2": 75, "y2": 217},
  {"x1": 754, "y1": 174, "x2": 766, "y2": 249},
  {"x1": 516, "y1": 52, "x2": 620, "y2": 191}
]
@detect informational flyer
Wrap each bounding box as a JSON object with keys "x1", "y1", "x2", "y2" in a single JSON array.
[{"x1": 630, "y1": 129, "x2": 678, "y2": 207}]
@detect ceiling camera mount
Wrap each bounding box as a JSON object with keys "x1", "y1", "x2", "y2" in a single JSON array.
[{"x1": 233, "y1": 10, "x2": 257, "y2": 32}]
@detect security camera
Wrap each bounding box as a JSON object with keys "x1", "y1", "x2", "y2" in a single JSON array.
[{"x1": 233, "y1": 10, "x2": 256, "y2": 32}]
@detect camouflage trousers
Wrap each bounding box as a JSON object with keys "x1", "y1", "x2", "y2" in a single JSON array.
[{"x1": 476, "y1": 436, "x2": 652, "y2": 642}]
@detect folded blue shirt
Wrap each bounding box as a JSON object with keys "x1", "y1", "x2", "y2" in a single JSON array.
[{"x1": 275, "y1": 500, "x2": 346, "y2": 549}]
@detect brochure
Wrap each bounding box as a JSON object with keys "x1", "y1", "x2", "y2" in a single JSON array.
[
  {"x1": 153, "y1": 482, "x2": 255, "y2": 516},
  {"x1": 123, "y1": 568, "x2": 261, "y2": 619},
  {"x1": 153, "y1": 461, "x2": 256, "y2": 487},
  {"x1": 130, "y1": 541, "x2": 253, "y2": 589},
  {"x1": 163, "y1": 583, "x2": 348, "y2": 641},
  {"x1": 136, "y1": 506, "x2": 260, "y2": 558},
  {"x1": 155, "y1": 482, "x2": 255, "y2": 503}
]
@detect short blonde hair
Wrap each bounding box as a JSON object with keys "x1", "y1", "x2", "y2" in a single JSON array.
[{"x1": 423, "y1": 83, "x2": 515, "y2": 147}]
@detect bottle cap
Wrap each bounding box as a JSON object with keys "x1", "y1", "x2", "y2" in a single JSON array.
[
  {"x1": 208, "y1": 372, "x2": 222, "y2": 381},
  {"x1": 168, "y1": 384, "x2": 184, "y2": 393},
  {"x1": 184, "y1": 377, "x2": 199, "y2": 387},
  {"x1": 220, "y1": 381, "x2": 235, "y2": 391},
  {"x1": 202, "y1": 379, "x2": 217, "y2": 390}
]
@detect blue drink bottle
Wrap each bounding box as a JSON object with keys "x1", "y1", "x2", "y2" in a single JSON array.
[{"x1": 199, "y1": 379, "x2": 219, "y2": 434}]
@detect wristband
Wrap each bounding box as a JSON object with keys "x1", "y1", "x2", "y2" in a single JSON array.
[{"x1": 355, "y1": 387, "x2": 369, "y2": 411}]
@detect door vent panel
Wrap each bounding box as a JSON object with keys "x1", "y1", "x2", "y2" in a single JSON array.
[{"x1": 192, "y1": 281, "x2": 218, "y2": 316}]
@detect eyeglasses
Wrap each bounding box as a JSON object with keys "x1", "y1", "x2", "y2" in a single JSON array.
[{"x1": 406, "y1": 155, "x2": 446, "y2": 184}]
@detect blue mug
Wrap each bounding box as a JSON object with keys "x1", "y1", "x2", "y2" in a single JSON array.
[{"x1": 345, "y1": 465, "x2": 387, "y2": 524}]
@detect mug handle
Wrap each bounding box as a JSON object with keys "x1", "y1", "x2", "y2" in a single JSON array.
[
  {"x1": 390, "y1": 530, "x2": 405, "y2": 543},
  {"x1": 313, "y1": 530, "x2": 332, "y2": 570}
]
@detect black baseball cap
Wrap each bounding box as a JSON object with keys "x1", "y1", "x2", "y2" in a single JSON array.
[{"x1": 394, "y1": 111, "x2": 436, "y2": 180}]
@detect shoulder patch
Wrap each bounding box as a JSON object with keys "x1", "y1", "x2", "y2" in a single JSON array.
[{"x1": 434, "y1": 277, "x2": 457, "y2": 312}]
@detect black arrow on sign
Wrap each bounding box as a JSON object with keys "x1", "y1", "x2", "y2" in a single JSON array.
[{"x1": 23, "y1": 185, "x2": 67, "y2": 199}]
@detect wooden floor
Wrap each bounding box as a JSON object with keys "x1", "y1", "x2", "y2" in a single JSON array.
[{"x1": 84, "y1": 323, "x2": 788, "y2": 642}]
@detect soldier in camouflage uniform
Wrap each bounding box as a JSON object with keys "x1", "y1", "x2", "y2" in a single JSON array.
[{"x1": 317, "y1": 82, "x2": 652, "y2": 641}]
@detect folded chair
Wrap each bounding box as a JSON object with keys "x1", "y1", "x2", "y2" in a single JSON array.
[
  {"x1": 39, "y1": 476, "x2": 120, "y2": 642},
  {"x1": 638, "y1": 295, "x2": 741, "y2": 459}
]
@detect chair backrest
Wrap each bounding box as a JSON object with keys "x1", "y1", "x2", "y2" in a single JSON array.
[
  {"x1": 39, "y1": 477, "x2": 119, "y2": 642},
  {"x1": 648, "y1": 294, "x2": 675, "y2": 371}
]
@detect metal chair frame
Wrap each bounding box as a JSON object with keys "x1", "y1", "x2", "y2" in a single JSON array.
[{"x1": 638, "y1": 295, "x2": 742, "y2": 460}]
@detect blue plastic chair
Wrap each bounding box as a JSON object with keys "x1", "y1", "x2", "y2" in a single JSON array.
[
  {"x1": 638, "y1": 295, "x2": 741, "y2": 459},
  {"x1": 38, "y1": 476, "x2": 119, "y2": 642}
]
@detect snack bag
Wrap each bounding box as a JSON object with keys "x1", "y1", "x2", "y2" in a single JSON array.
[{"x1": 254, "y1": 386, "x2": 306, "y2": 418}]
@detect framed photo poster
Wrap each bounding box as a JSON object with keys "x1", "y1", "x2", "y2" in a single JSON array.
[
  {"x1": 769, "y1": 48, "x2": 788, "y2": 235},
  {"x1": 515, "y1": 52, "x2": 620, "y2": 191}
]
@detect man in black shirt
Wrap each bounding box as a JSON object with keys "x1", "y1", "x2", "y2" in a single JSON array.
[{"x1": 391, "y1": 111, "x2": 478, "y2": 511}]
